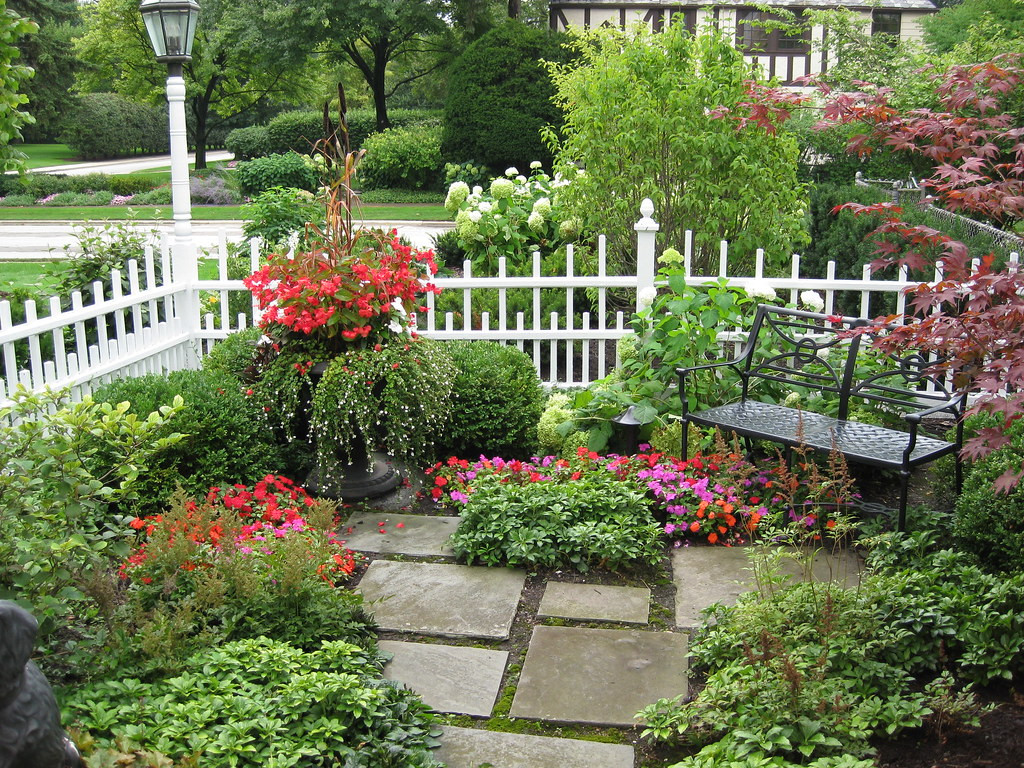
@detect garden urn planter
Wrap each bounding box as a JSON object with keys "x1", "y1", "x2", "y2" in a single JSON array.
[{"x1": 303, "y1": 360, "x2": 401, "y2": 500}]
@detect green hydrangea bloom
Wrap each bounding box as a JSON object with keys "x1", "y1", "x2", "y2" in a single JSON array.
[
  {"x1": 490, "y1": 177, "x2": 515, "y2": 199},
  {"x1": 445, "y1": 181, "x2": 470, "y2": 213},
  {"x1": 537, "y1": 392, "x2": 573, "y2": 454}
]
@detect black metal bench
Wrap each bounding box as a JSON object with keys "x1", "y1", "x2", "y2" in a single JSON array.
[{"x1": 677, "y1": 304, "x2": 965, "y2": 530}]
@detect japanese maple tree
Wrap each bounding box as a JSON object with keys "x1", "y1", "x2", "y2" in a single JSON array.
[{"x1": 718, "y1": 54, "x2": 1024, "y2": 489}]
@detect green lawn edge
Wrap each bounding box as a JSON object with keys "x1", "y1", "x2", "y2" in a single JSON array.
[{"x1": 0, "y1": 204, "x2": 449, "y2": 222}]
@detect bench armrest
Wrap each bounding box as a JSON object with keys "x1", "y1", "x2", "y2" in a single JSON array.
[
  {"x1": 676, "y1": 360, "x2": 743, "y2": 416},
  {"x1": 903, "y1": 393, "x2": 966, "y2": 425}
]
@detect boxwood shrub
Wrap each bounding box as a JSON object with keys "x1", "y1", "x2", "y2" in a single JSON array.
[
  {"x1": 92, "y1": 369, "x2": 282, "y2": 515},
  {"x1": 437, "y1": 340, "x2": 544, "y2": 460},
  {"x1": 235, "y1": 151, "x2": 319, "y2": 196}
]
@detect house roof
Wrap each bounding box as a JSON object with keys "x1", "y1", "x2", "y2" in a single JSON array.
[{"x1": 550, "y1": 0, "x2": 938, "y2": 11}]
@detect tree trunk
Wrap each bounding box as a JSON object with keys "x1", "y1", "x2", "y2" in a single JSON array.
[
  {"x1": 371, "y1": 43, "x2": 391, "y2": 132},
  {"x1": 508, "y1": 0, "x2": 520, "y2": 18}
]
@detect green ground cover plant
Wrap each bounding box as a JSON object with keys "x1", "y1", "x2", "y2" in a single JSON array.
[
  {"x1": 638, "y1": 526, "x2": 1024, "y2": 766},
  {"x1": 63, "y1": 638, "x2": 442, "y2": 768}
]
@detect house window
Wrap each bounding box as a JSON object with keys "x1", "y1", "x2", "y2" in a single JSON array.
[
  {"x1": 871, "y1": 10, "x2": 902, "y2": 38},
  {"x1": 736, "y1": 10, "x2": 810, "y2": 54}
]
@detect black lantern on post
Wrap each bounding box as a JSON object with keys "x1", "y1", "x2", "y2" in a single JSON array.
[{"x1": 140, "y1": 0, "x2": 200, "y2": 65}]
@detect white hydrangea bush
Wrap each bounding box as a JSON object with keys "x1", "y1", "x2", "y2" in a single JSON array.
[{"x1": 443, "y1": 163, "x2": 579, "y2": 273}]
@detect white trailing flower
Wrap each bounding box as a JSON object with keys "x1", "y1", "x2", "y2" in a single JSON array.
[
  {"x1": 530, "y1": 160, "x2": 543, "y2": 170},
  {"x1": 505, "y1": 166, "x2": 519, "y2": 176},
  {"x1": 468, "y1": 210, "x2": 482, "y2": 223},
  {"x1": 638, "y1": 286, "x2": 658, "y2": 308},
  {"x1": 801, "y1": 290, "x2": 825, "y2": 311},
  {"x1": 745, "y1": 280, "x2": 778, "y2": 301},
  {"x1": 388, "y1": 320, "x2": 404, "y2": 334},
  {"x1": 478, "y1": 201, "x2": 493, "y2": 213},
  {"x1": 472, "y1": 185, "x2": 483, "y2": 196}
]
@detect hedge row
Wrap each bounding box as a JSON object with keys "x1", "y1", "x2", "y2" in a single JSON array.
[{"x1": 225, "y1": 108, "x2": 442, "y2": 160}]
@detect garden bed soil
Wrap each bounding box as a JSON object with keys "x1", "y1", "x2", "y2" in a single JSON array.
[{"x1": 875, "y1": 685, "x2": 1024, "y2": 768}]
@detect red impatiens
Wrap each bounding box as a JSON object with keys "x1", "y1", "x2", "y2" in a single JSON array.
[{"x1": 120, "y1": 475, "x2": 359, "y2": 587}]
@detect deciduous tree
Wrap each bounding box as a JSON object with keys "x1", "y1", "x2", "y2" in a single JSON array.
[
  {"x1": 548, "y1": 24, "x2": 808, "y2": 277},
  {"x1": 7, "y1": 0, "x2": 80, "y2": 141},
  {"x1": 0, "y1": 6, "x2": 37, "y2": 174},
  {"x1": 75, "y1": 0, "x2": 312, "y2": 168},
  {"x1": 727, "y1": 55, "x2": 1024, "y2": 488}
]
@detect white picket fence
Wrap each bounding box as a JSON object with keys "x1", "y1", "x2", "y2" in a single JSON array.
[{"x1": 0, "y1": 200, "x2": 954, "y2": 408}]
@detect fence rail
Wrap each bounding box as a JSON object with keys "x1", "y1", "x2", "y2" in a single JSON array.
[{"x1": 0, "y1": 200, "x2": 983, "y2": 407}]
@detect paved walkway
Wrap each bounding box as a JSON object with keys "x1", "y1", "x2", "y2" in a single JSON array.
[
  {"x1": 343, "y1": 507, "x2": 863, "y2": 767},
  {"x1": 26, "y1": 150, "x2": 235, "y2": 176}
]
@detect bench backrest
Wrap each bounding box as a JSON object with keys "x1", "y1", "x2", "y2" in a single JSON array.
[
  {"x1": 736, "y1": 305, "x2": 867, "y2": 420},
  {"x1": 735, "y1": 305, "x2": 962, "y2": 424}
]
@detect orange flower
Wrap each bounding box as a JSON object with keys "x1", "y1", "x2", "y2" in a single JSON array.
[
  {"x1": 708, "y1": 532, "x2": 719, "y2": 544},
  {"x1": 689, "y1": 521, "x2": 700, "y2": 532}
]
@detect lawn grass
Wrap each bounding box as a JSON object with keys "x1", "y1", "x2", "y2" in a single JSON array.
[
  {"x1": 17, "y1": 143, "x2": 79, "y2": 170},
  {"x1": 3, "y1": 259, "x2": 224, "y2": 291},
  {"x1": 0, "y1": 261, "x2": 67, "y2": 292},
  {"x1": 0, "y1": 204, "x2": 449, "y2": 221}
]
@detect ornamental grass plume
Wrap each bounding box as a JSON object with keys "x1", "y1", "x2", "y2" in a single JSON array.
[{"x1": 243, "y1": 86, "x2": 440, "y2": 352}]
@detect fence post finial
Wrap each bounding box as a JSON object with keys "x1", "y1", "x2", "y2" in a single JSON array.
[{"x1": 634, "y1": 198, "x2": 659, "y2": 312}]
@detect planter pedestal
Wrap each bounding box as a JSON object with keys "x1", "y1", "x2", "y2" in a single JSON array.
[{"x1": 306, "y1": 450, "x2": 401, "y2": 501}]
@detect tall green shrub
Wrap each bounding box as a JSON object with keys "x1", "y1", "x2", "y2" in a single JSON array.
[
  {"x1": 442, "y1": 21, "x2": 571, "y2": 172},
  {"x1": 548, "y1": 25, "x2": 808, "y2": 277},
  {"x1": 264, "y1": 110, "x2": 323, "y2": 155},
  {"x1": 225, "y1": 124, "x2": 271, "y2": 159},
  {"x1": 59, "y1": 93, "x2": 168, "y2": 159}
]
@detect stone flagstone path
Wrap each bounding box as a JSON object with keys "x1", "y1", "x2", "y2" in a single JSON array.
[{"x1": 344, "y1": 509, "x2": 865, "y2": 767}]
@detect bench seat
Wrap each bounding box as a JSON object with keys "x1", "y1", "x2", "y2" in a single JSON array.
[{"x1": 689, "y1": 401, "x2": 956, "y2": 467}]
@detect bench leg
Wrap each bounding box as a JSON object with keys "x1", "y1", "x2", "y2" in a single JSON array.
[
  {"x1": 681, "y1": 419, "x2": 690, "y2": 461},
  {"x1": 897, "y1": 469, "x2": 910, "y2": 532}
]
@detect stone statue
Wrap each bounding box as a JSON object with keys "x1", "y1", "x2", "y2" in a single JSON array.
[{"x1": 0, "y1": 601, "x2": 81, "y2": 768}]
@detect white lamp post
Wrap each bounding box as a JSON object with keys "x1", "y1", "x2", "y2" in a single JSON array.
[{"x1": 140, "y1": 0, "x2": 200, "y2": 303}]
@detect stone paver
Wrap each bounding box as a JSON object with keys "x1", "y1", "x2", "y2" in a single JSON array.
[
  {"x1": 379, "y1": 640, "x2": 507, "y2": 717},
  {"x1": 434, "y1": 726, "x2": 634, "y2": 768},
  {"x1": 509, "y1": 626, "x2": 688, "y2": 727},
  {"x1": 342, "y1": 512, "x2": 458, "y2": 556},
  {"x1": 672, "y1": 545, "x2": 864, "y2": 628},
  {"x1": 357, "y1": 560, "x2": 525, "y2": 639},
  {"x1": 537, "y1": 582, "x2": 650, "y2": 625}
]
